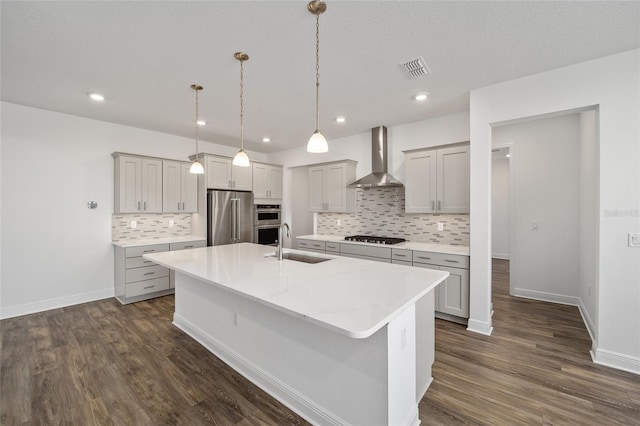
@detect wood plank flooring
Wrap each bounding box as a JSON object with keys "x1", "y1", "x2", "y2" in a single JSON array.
[{"x1": 1, "y1": 259, "x2": 638, "y2": 425}]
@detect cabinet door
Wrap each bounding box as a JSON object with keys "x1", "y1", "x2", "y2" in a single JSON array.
[
  {"x1": 206, "y1": 156, "x2": 232, "y2": 189},
  {"x1": 117, "y1": 156, "x2": 142, "y2": 213},
  {"x1": 232, "y1": 163, "x2": 253, "y2": 191},
  {"x1": 141, "y1": 159, "x2": 163, "y2": 213},
  {"x1": 437, "y1": 266, "x2": 469, "y2": 318},
  {"x1": 405, "y1": 150, "x2": 437, "y2": 213},
  {"x1": 326, "y1": 163, "x2": 347, "y2": 212},
  {"x1": 163, "y1": 161, "x2": 181, "y2": 213},
  {"x1": 268, "y1": 166, "x2": 283, "y2": 199},
  {"x1": 181, "y1": 163, "x2": 198, "y2": 212},
  {"x1": 437, "y1": 145, "x2": 469, "y2": 213},
  {"x1": 252, "y1": 163, "x2": 269, "y2": 198},
  {"x1": 308, "y1": 166, "x2": 326, "y2": 211}
]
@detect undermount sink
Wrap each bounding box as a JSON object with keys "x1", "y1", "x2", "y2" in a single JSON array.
[{"x1": 265, "y1": 252, "x2": 332, "y2": 264}]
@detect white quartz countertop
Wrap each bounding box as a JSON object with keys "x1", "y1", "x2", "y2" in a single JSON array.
[
  {"x1": 112, "y1": 235, "x2": 206, "y2": 248},
  {"x1": 144, "y1": 243, "x2": 448, "y2": 339},
  {"x1": 297, "y1": 234, "x2": 470, "y2": 256}
]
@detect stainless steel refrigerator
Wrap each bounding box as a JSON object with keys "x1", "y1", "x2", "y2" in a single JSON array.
[{"x1": 207, "y1": 190, "x2": 254, "y2": 246}]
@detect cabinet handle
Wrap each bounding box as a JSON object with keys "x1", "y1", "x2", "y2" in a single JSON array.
[
  {"x1": 431, "y1": 201, "x2": 435, "y2": 211},
  {"x1": 417, "y1": 256, "x2": 431, "y2": 260},
  {"x1": 395, "y1": 253, "x2": 407, "y2": 257},
  {"x1": 437, "y1": 200, "x2": 441, "y2": 211},
  {"x1": 143, "y1": 250, "x2": 155, "y2": 253},
  {"x1": 232, "y1": 180, "x2": 236, "y2": 188},
  {"x1": 144, "y1": 201, "x2": 147, "y2": 211},
  {"x1": 312, "y1": 243, "x2": 322, "y2": 247},
  {"x1": 177, "y1": 202, "x2": 180, "y2": 210},
  {"x1": 183, "y1": 245, "x2": 193, "y2": 248},
  {"x1": 445, "y1": 259, "x2": 460, "y2": 263},
  {"x1": 143, "y1": 272, "x2": 155, "y2": 276},
  {"x1": 138, "y1": 201, "x2": 141, "y2": 211},
  {"x1": 143, "y1": 285, "x2": 155, "y2": 289},
  {"x1": 182, "y1": 202, "x2": 185, "y2": 210},
  {"x1": 143, "y1": 260, "x2": 152, "y2": 264}
]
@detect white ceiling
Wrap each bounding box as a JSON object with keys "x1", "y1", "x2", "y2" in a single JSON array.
[{"x1": 2, "y1": 1, "x2": 639, "y2": 154}]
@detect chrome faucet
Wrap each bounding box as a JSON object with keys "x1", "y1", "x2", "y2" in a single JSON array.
[{"x1": 276, "y1": 222, "x2": 291, "y2": 260}]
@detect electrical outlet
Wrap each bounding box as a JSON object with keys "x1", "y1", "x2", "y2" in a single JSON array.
[
  {"x1": 169, "y1": 219, "x2": 175, "y2": 227},
  {"x1": 532, "y1": 222, "x2": 539, "y2": 231},
  {"x1": 437, "y1": 222, "x2": 444, "y2": 231},
  {"x1": 131, "y1": 221, "x2": 137, "y2": 229},
  {"x1": 629, "y1": 233, "x2": 640, "y2": 248},
  {"x1": 336, "y1": 219, "x2": 341, "y2": 226},
  {"x1": 233, "y1": 313, "x2": 239, "y2": 326}
]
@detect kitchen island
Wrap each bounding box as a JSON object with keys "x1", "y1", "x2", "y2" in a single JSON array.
[{"x1": 144, "y1": 243, "x2": 448, "y2": 426}]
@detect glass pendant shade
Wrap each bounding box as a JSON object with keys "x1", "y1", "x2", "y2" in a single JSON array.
[
  {"x1": 307, "y1": 130, "x2": 328, "y2": 153},
  {"x1": 189, "y1": 160, "x2": 204, "y2": 174},
  {"x1": 232, "y1": 149, "x2": 250, "y2": 167}
]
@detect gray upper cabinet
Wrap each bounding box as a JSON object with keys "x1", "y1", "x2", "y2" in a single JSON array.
[
  {"x1": 206, "y1": 154, "x2": 252, "y2": 191},
  {"x1": 114, "y1": 154, "x2": 163, "y2": 213},
  {"x1": 404, "y1": 144, "x2": 469, "y2": 214},
  {"x1": 162, "y1": 160, "x2": 198, "y2": 213},
  {"x1": 308, "y1": 161, "x2": 356, "y2": 213},
  {"x1": 253, "y1": 162, "x2": 283, "y2": 202}
]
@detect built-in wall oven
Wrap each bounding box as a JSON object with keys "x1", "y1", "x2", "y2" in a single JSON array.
[{"x1": 254, "y1": 204, "x2": 281, "y2": 246}]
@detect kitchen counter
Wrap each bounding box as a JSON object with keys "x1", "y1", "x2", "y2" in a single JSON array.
[
  {"x1": 144, "y1": 242, "x2": 447, "y2": 338},
  {"x1": 112, "y1": 235, "x2": 206, "y2": 248},
  {"x1": 297, "y1": 233, "x2": 470, "y2": 256},
  {"x1": 143, "y1": 242, "x2": 446, "y2": 425}
]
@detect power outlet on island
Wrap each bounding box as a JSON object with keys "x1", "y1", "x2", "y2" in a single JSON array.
[{"x1": 233, "y1": 312, "x2": 240, "y2": 326}]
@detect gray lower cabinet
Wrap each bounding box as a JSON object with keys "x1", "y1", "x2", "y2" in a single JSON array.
[
  {"x1": 296, "y1": 239, "x2": 327, "y2": 254},
  {"x1": 114, "y1": 239, "x2": 205, "y2": 304}
]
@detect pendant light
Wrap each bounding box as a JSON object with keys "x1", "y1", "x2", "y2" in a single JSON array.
[
  {"x1": 189, "y1": 84, "x2": 205, "y2": 174},
  {"x1": 307, "y1": 0, "x2": 328, "y2": 153},
  {"x1": 232, "y1": 52, "x2": 251, "y2": 167}
]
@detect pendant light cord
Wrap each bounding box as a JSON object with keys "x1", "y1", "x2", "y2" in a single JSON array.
[
  {"x1": 240, "y1": 58, "x2": 244, "y2": 151},
  {"x1": 315, "y1": 13, "x2": 320, "y2": 131},
  {"x1": 195, "y1": 87, "x2": 200, "y2": 155}
]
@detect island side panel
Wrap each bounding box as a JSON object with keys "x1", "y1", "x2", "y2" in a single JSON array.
[
  {"x1": 172, "y1": 271, "x2": 418, "y2": 426},
  {"x1": 416, "y1": 291, "x2": 436, "y2": 400}
]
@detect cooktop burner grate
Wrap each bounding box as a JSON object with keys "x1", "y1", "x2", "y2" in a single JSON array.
[{"x1": 344, "y1": 235, "x2": 406, "y2": 245}]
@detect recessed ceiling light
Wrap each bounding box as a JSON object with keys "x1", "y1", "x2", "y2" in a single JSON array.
[
  {"x1": 414, "y1": 93, "x2": 428, "y2": 101},
  {"x1": 335, "y1": 116, "x2": 346, "y2": 123},
  {"x1": 262, "y1": 137, "x2": 270, "y2": 143},
  {"x1": 88, "y1": 92, "x2": 105, "y2": 101},
  {"x1": 196, "y1": 120, "x2": 206, "y2": 126}
]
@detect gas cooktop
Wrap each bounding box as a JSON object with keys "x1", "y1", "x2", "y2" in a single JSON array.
[{"x1": 344, "y1": 235, "x2": 406, "y2": 245}]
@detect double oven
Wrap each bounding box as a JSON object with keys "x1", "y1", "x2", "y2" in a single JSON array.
[{"x1": 254, "y1": 204, "x2": 281, "y2": 246}]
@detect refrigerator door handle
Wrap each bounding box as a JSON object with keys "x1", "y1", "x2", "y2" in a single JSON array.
[
  {"x1": 231, "y1": 198, "x2": 237, "y2": 242},
  {"x1": 235, "y1": 197, "x2": 240, "y2": 243}
]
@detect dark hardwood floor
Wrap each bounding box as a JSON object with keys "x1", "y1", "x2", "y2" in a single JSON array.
[{"x1": 2, "y1": 259, "x2": 638, "y2": 425}]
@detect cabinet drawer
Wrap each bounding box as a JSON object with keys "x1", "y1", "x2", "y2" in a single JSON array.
[
  {"x1": 340, "y1": 244, "x2": 391, "y2": 260},
  {"x1": 125, "y1": 265, "x2": 169, "y2": 283},
  {"x1": 298, "y1": 240, "x2": 326, "y2": 252},
  {"x1": 126, "y1": 277, "x2": 170, "y2": 298},
  {"x1": 125, "y1": 257, "x2": 156, "y2": 269},
  {"x1": 391, "y1": 248, "x2": 412, "y2": 262},
  {"x1": 412, "y1": 251, "x2": 469, "y2": 269},
  {"x1": 170, "y1": 240, "x2": 206, "y2": 251},
  {"x1": 392, "y1": 259, "x2": 413, "y2": 267},
  {"x1": 125, "y1": 244, "x2": 169, "y2": 258},
  {"x1": 341, "y1": 253, "x2": 392, "y2": 263},
  {"x1": 325, "y1": 242, "x2": 340, "y2": 253}
]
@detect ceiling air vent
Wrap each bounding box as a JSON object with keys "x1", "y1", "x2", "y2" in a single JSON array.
[{"x1": 401, "y1": 56, "x2": 431, "y2": 79}]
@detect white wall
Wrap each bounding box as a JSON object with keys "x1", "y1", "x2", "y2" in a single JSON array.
[
  {"x1": 491, "y1": 157, "x2": 509, "y2": 259},
  {"x1": 579, "y1": 110, "x2": 599, "y2": 337},
  {"x1": 470, "y1": 49, "x2": 640, "y2": 373},
  {"x1": 493, "y1": 114, "x2": 581, "y2": 302},
  {"x1": 0, "y1": 102, "x2": 266, "y2": 318}
]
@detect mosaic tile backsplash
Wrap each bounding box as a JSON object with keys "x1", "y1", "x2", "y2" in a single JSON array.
[
  {"x1": 112, "y1": 213, "x2": 192, "y2": 242},
  {"x1": 317, "y1": 187, "x2": 469, "y2": 245}
]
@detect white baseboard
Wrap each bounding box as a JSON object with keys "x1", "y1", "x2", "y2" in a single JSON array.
[
  {"x1": 591, "y1": 347, "x2": 640, "y2": 375},
  {"x1": 466, "y1": 318, "x2": 493, "y2": 336},
  {"x1": 492, "y1": 253, "x2": 510, "y2": 260},
  {"x1": 0, "y1": 288, "x2": 114, "y2": 319},
  {"x1": 512, "y1": 288, "x2": 580, "y2": 306},
  {"x1": 577, "y1": 299, "x2": 596, "y2": 342},
  {"x1": 173, "y1": 313, "x2": 348, "y2": 426}
]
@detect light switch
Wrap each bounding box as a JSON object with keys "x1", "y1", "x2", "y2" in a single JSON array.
[{"x1": 629, "y1": 233, "x2": 640, "y2": 248}]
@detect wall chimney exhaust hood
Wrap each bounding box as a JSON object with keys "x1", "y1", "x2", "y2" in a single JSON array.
[{"x1": 348, "y1": 126, "x2": 403, "y2": 188}]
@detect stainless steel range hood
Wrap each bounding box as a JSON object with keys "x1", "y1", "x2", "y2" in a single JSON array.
[{"x1": 348, "y1": 126, "x2": 403, "y2": 188}]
